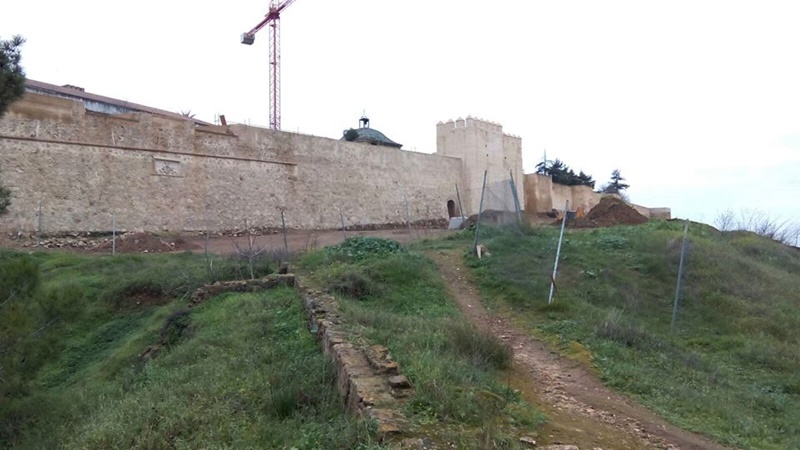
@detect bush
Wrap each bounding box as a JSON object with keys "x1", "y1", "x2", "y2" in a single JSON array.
[{"x1": 325, "y1": 236, "x2": 404, "y2": 262}]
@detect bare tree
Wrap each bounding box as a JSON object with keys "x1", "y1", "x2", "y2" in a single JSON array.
[{"x1": 715, "y1": 208, "x2": 800, "y2": 246}]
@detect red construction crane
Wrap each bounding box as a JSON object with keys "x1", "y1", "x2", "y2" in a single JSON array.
[{"x1": 241, "y1": 0, "x2": 297, "y2": 130}]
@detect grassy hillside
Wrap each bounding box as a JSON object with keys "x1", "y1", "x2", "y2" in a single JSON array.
[
  {"x1": 0, "y1": 250, "x2": 378, "y2": 449},
  {"x1": 458, "y1": 220, "x2": 800, "y2": 449},
  {"x1": 2, "y1": 238, "x2": 546, "y2": 449},
  {"x1": 300, "y1": 237, "x2": 545, "y2": 448}
]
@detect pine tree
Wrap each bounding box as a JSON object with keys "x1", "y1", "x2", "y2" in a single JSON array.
[
  {"x1": 0, "y1": 35, "x2": 26, "y2": 118},
  {"x1": 605, "y1": 169, "x2": 630, "y2": 193}
]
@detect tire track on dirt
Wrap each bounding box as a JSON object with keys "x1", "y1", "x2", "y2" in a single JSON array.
[{"x1": 426, "y1": 248, "x2": 729, "y2": 450}]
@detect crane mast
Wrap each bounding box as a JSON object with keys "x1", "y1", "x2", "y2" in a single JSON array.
[{"x1": 241, "y1": 0, "x2": 296, "y2": 130}]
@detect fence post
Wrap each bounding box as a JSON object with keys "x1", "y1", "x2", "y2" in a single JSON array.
[
  {"x1": 37, "y1": 201, "x2": 43, "y2": 247},
  {"x1": 509, "y1": 170, "x2": 522, "y2": 223},
  {"x1": 473, "y1": 170, "x2": 488, "y2": 254},
  {"x1": 671, "y1": 220, "x2": 690, "y2": 333},
  {"x1": 280, "y1": 209, "x2": 289, "y2": 255},
  {"x1": 112, "y1": 213, "x2": 116, "y2": 256},
  {"x1": 339, "y1": 208, "x2": 347, "y2": 240},
  {"x1": 455, "y1": 183, "x2": 465, "y2": 222},
  {"x1": 548, "y1": 200, "x2": 569, "y2": 304},
  {"x1": 404, "y1": 194, "x2": 413, "y2": 239}
]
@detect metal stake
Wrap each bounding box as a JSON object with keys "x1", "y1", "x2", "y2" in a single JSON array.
[
  {"x1": 404, "y1": 194, "x2": 413, "y2": 238},
  {"x1": 473, "y1": 170, "x2": 488, "y2": 253},
  {"x1": 37, "y1": 201, "x2": 42, "y2": 247},
  {"x1": 280, "y1": 209, "x2": 289, "y2": 255},
  {"x1": 548, "y1": 200, "x2": 569, "y2": 304},
  {"x1": 671, "y1": 220, "x2": 690, "y2": 333},
  {"x1": 339, "y1": 208, "x2": 347, "y2": 240},
  {"x1": 112, "y1": 214, "x2": 116, "y2": 256},
  {"x1": 455, "y1": 183, "x2": 465, "y2": 222}
]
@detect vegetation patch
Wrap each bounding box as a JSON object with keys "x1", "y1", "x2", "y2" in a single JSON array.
[
  {"x1": 300, "y1": 247, "x2": 545, "y2": 447},
  {"x1": 325, "y1": 236, "x2": 405, "y2": 261},
  {"x1": 1, "y1": 249, "x2": 384, "y2": 449},
  {"x1": 459, "y1": 221, "x2": 800, "y2": 449}
]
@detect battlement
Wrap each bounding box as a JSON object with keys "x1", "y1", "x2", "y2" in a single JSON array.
[{"x1": 436, "y1": 115, "x2": 519, "y2": 138}]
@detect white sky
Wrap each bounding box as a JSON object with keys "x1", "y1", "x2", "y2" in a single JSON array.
[{"x1": 2, "y1": 0, "x2": 799, "y2": 226}]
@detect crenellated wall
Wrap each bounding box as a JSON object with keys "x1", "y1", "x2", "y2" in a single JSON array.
[
  {"x1": 0, "y1": 93, "x2": 463, "y2": 233},
  {"x1": 435, "y1": 117, "x2": 524, "y2": 215}
]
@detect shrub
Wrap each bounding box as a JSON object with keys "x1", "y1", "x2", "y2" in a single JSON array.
[{"x1": 325, "y1": 237, "x2": 404, "y2": 262}]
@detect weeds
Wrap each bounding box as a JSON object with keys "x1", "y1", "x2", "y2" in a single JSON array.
[
  {"x1": 466, "y1": 222, "x2": 800, "y2": 449},
  {"x1": 325, "y1": 236, "x2": 405, "y2": 261},
  {"x1": 448, "y1": 322, "x2": 513, "y2": 370},
  {"x1": 300, "y1": 248, "x2": 543, "y2": 446}
]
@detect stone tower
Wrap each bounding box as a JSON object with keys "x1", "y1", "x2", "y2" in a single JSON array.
[{"x1": 436, "y1": 117, "x2": 524, "y2": 216}]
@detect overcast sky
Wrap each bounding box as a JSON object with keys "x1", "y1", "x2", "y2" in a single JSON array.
[{"x1": 2, "y1": 0, "x2": 799, "y2": 227}]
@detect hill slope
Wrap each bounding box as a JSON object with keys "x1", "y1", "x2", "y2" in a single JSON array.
[{"x1": 463, "y1": 220, "x2": 800, "y2": 449}]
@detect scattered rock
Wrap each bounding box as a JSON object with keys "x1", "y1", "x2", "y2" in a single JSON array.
[
  {"x1": 364, "y1": 345, "x2": 400, "y2": 375},
  {"x1": 278, "y1": 262, "x2": 289, "y2": 274},
  {"x1": 519, "y1": 436, "x2": 537, "y2": 447},
  {"x1": 396, "y1": 437, "x2": 437, "y2": 449},
  {"x1": 537, "y1": 445, "x2": 579, "y2": 450},
  {"x1": 388, "y1": 375, "x2": 411, "y2": 389}
]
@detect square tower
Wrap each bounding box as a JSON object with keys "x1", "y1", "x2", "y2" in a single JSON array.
[{"x1": 436, "y1": 117, "x2": 524, "y2": 216}]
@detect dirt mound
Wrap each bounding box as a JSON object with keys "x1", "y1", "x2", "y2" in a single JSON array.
[
  {"x1": 94, "y1": 232, "x2": 180, "y2": 253},
  {"x1": 573, "y1": 197, "x2": 648, "y2": 228}
]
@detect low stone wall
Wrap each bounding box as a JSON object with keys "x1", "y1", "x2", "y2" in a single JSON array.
[
  {"x1": 187, "y1": 275, "x2": 413, "y2": 441},
  {"x1": 188, "y1": 274, "x2": 296, "y2": 307},
  {"x1": 303, "y1": 289, "x2": 413, "y2": 440}
]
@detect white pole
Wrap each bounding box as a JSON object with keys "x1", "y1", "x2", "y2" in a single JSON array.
[
  {"x1": 671, "y1": 220, "x2": 690, "y2": 333},
  {"x1": 548, "y1": 200, "x2": 569, "y2": 304}
]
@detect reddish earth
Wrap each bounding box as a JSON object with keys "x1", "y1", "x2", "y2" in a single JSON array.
[
  {"x1": 425, "y1": 248, "x2": 729, "y2": 450},
  {"x1": 1, "y1": 228, "x2": 448, "y2": 255},
  {"x1": 573, "y1": 197, "x2": 648, "y2": 228}
]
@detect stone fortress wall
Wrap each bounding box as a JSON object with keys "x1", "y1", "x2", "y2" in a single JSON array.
[
  {"x1": 524, "y1": 173, "x2": 671, "y2": 219},
  {"x1": 0, "y1": 93, "x2": 464, "y2": 233},
  {"x1": 0, "y1": 87, "x2": 669, "y2": 234}
]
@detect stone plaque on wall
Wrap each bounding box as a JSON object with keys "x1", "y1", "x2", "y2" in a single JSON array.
[{"x1": 153, "y1": 157, "x2": 182, "y2": 177}]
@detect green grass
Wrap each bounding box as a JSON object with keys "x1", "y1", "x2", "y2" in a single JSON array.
[
  {"x1": 455, "y1": 220, "x2": 800, "y2": 449},
  {"x1": 300, "y1": 238, "x2": 544, "y2": 448},
  {"x1": 1, "y1": 249, "x2": 379, "y2": 449}
]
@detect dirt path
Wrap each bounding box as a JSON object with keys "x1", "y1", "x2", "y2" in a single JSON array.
[{"x1": 426, "y1": 248, "x2": 730, "y2": 450}]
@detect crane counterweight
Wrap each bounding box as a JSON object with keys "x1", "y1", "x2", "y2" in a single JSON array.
[{"x1": 240, "y1": 34, "x2": 255, "y2": 45}]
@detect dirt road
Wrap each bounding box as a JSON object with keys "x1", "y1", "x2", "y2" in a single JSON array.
[{"x1": 426, "y1": 248, "x2": 729, "y2": 450}]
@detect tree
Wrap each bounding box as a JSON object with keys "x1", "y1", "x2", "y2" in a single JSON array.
[
  {"x1": 603, "y1": 169, "x2": 630, "y2": 193},
  {"x1": 343, "y1": 128, "x2": 359, "y2": 142},
  {"x1": 535, "y1": 158, "x2": 595, "y2": 188},
  {"x1": 0, "y1": 35, "x2": 26, "y2": 118},
  {"x1": 0, "y1": 177, "x2": 9, "y2": 216}
]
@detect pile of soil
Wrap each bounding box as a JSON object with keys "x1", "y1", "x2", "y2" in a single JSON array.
[
  {"x1": 572, "y1": 197, "x2": 648, "y2": 228},
  {"x1": 94, "y1": 232, "x2": 182, "y2": 253}
]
